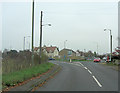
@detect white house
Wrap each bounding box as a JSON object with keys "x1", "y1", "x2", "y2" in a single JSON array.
[{"x1": 34, "y1": 46, "x2": 59, "y2": 58}]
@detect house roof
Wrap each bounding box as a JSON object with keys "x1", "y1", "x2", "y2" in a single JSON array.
[
  {"x1": 45, "y1": 47, "x2": 58, "y2": 53},
  {"x1": 34, "y1": 47, "x2": 39, "y2": 51},
  {"x1": 34, "y1": 46, "x2": 58, "y2": 53},
  {"x1": 60, "y1": 48, "x2": 76, "y2": 54}
]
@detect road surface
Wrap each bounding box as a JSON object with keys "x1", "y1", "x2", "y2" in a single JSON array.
[{"x1": 36, "y1": 61, "x2": 118, "y2": 91}]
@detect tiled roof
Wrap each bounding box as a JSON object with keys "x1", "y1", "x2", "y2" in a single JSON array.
[
  {"x1": 60, "y1": 48, "x2": 76, "y2": 54},
  {"x1": 34, "y1": 47, "x2": 39, "y2": 51},
  {"x1": 34, "y1": 46, "x2": 58, "y2": 53},
  {"x1": 45, "y1": 47, "x2": 57, "y2": 53}
]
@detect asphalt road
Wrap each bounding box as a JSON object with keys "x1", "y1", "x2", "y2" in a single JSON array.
[{"x1": 36, "y1": 61, "x2": 118, "y2": 91}]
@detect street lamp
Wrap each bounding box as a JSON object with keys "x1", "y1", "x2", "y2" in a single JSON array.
[
  {"x1": 39, "y1": 11, "x2": 51, "y2": 64},
  {"x1": 23, "y1": 36, "x2": 31, "y2": 51},
  {"x1": 93, "y1": 42, "x2": 98, "y2": 55},
  {"x1": 42, "y1": 24, "x2": 51, "y2": 26},
  {"x1": 64, "y1": 40, "x2": 67, "y2": 49},
  {"x1": 104, "y1": 29, "x2": 112, "y2": 62}
]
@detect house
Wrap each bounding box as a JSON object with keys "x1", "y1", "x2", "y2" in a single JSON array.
[
  {"x1": 76, "y1": 50, "x2": 84, "y2": 57},
  {"x1": 34, "y1": 46, "x2": 59, "y2": 58},
  {"x1": 59, "y1": 48, "x2": 76, "y2": 60}
]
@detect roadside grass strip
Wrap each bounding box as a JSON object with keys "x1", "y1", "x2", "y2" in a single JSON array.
[{"x1": 2, "y1": 63, "x2": 54, "y2": 89}]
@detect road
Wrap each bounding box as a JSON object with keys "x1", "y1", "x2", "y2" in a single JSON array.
[{"x1": 36, "y1": 61, "x2": 118, "y2": 91}]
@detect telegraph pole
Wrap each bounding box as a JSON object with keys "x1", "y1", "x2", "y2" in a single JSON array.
[
  {"x1": 110, "y1": 30, "x2": 112, "y2": 61},
  {"x1": 32, "y1": 0, "x2": 34, "y2": 65},
  {"x1": 23, "y1": 37, "x2": 25, "y2": 50},
  {"x1": 39, "y1": 11, "x2": 43, "y2": 64},
  {"x1": 104, "y1": 29, "x2": 112, "y2": 62},
  {"x1": 97, "y1": 43, "x2": 98, "y2": 55}
]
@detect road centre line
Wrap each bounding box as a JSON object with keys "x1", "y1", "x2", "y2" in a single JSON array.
[
  {"x1": 75, "y1": 62, "x2": 102, "y2": 88},
  {"x1": 84, "y1": 67, "x2": 87, "y2": 70},
  {"x1": 92, "y1": 76, "x2": 102, "y2": 88},
  {"x1": 63, "y1": 62, "x2": 102, "y2": 88},
  {"x1": 88, "y1": 69, "x2": 92, "y2": 74},
  {"x1": 79, "y1": 62, "x2": 84, "y2": 66}
]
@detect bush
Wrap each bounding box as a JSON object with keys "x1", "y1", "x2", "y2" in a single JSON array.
[
  {"x1": 2, "y1": 63, "x2": 54, "y2": 88},
  {"x1": 2, "y1": 50, "x2": 48, "y2": 74}
]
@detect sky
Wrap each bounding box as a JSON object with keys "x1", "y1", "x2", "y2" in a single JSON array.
[{"x1": 1, "y1": 0, "x2": 119, "y2": 54}]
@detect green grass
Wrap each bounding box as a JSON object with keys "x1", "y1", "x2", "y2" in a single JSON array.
[
  {"x1": 105, "y1": 62, "x2": 118, "y2": 66},
  {"x1": 2, "y1": 62, "x2": 54, "y2": 88}
]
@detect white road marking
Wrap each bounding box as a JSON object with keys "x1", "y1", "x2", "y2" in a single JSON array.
[
  {"x1": 60, "y1": 61, "x2": 103, "y2": 88},
  {"x1": 79, "y1": 62, "x2": 84, "y2": 66},
  {"x1": 88, "y1": 69, "x2": 92, "y2": 74},
  {"x1": 67, "y1": 62, "x2": 102, "y2": 88},
  {"x1": 92, "y1": 76, "x2": 102, "y2": 87},
  {"x1": 84, "y1": 67, "x2": 87, "y2": 70}
]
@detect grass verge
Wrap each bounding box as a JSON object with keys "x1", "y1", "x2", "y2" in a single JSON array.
[
  {"x1": 2, "y1": 62, "x2": 54, "y2": 89},
  {"x1": 104, "y1": 62, "x2": 118, "y2": 66}
]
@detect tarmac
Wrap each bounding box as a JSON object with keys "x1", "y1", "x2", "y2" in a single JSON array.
[{"x1": 3, "y1": 64, "x2": 61, "y2": 92}]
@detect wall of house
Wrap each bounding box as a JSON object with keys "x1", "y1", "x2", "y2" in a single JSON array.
[
  {"x1": 59, "y1": 49, "x2": 76, "y2": 60},
  {"x1": 35, "y1": 48, "x2": 59, "y2": 58},
  {"x1": 47, "y1": 52, "x2": 54, "y2": 58},
  {"x1": 59, "y1": 50, "x2": 69, "y2": 60},
  {"x1": 54, "y1": 48, "x2": 59, "y2": 57}
]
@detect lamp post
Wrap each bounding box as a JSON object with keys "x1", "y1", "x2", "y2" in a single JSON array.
[
  {"x1": 23, "y1": 36, "x2": 25, "y2": 50},
  {"x1": 23, "y1": 36, "x2": 31, "y2": 50},
  {"x1": 93, "y1": 42, "x2": 98, "y2": 55},
  {"x1": 39, "y1": 11, "x2": 51, "y2": 64},
  {"x1": 64, "y1": 40, "x2": 67, "y2": 49},
  {"x1": 104, "y1": 29, "x2": 112, "y2": 62}
]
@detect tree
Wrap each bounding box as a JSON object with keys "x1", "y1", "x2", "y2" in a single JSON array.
[{"x1": 94, "y1": 52, "x2": 96, "y2": 56}]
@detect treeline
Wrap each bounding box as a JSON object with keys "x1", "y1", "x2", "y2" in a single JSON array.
[{"x1": 2, "y1": 50, "x2": 48, "y2": 74}]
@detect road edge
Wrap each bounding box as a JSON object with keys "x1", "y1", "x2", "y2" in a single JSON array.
[{"x1": 27, "y1": 64, "x2": 61, "y2": 91}]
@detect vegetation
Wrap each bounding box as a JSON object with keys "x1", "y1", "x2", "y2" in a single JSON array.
[
  {"x1": 2, "y1": 50, "x2": 48, "y2": 74},
  {"x1": 2, "y1": 49, "x2": 53, "y2": 89},
  {"x1": 2, "y1": 62, "x2": 54, "y2": 88},
  {"x1": 105, "y1": 62, "x2": 118, "y2": 66}
]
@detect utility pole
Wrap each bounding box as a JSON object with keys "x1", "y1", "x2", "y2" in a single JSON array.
[
  {"x1": 84, "y1": 49, "x2": 86, "y2": 57},
  {"x1": 104, "y1": 29, "x2": 112, "y2": 62},
  {"x1": 23, "y1": 37, "x2": 25, "y2": 50},
  {"x1": 97, "y1": 43, "x2": 98, "y2": 55},
  {"x1": 32, "y1": 0, "x2": 34, "y2": 65},
  {"x1": 110, "y1": 30, "x2": 112, "y2": 61},
  {"x1": 64, "y1": 40, "x2": 67, "y2": 49},
  {"x1": 39, "y1": 11, "x2": 43, "y2": 64}
]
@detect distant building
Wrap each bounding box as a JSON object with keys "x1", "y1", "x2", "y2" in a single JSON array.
[
  {"x1": 34, "y1": 45, "x2": 59, "y2": 58},
  {"x1": 76, "y1": 50, "x2": 84, "y2": 57},
  {"x1": 59, "y1": 48, "x2": 76, "y2": 60}
]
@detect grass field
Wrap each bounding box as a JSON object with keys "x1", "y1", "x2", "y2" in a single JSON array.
[{"x1": 2, "y1": 62, "x2": 54, "y2": 89}]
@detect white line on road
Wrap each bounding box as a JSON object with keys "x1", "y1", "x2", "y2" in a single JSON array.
[
  {"x1": 84, "y1": 67, "x2": 88, "y2": 70},
  {"x1": 92, "y1": 76, "x2": 102, "y2": 88},
  {"x1": 88, "y1": 69, "x2": 92, "y2": 74},
  {"x1": 79, "y1": 62, "x2": 84, "y2": 66}
]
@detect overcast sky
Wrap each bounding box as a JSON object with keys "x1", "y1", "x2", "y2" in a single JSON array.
[{"x1": 1, "y1": 0, "x2": 119, "y2": 54}]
